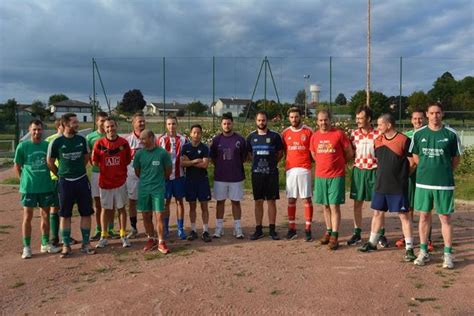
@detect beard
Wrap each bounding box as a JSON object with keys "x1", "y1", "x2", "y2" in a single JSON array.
[{"x1": 257, "y1": 124, "x2": 267, "y2": 130}]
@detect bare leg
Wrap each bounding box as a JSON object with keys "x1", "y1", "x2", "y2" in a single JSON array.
[
  {"x1": 254, "y1": 200, "x2": 264, "y2": 226},
  {"x1": 329, "y1": 204, "x2": 341, "y2": 232},
  {"x1": 267, "y1": 200, "x2": 277, "y2": 225},
  {"x1": 371, "y1": 210, "x2": 384, "y2": 235},
  {"x1": 22, "y1": 207, "x2": 34, "y2": 242},
  {"x1": 40, "y1": 207, "x2": 50, "y2": 238},
  {"x1": 231, "y1": 200, "x2": 242, "y2": 220},
  {"x1": 200, "y1": 201, "x2": 209, "y2": 225},
  {"x1": 322, "y1": 205, "x2": 332, "y2": 229},
  {"x1": 216, "y1": 200, "x2": 225, "y2": 219},
  {"x1": 189, "y1": 202, "x2": 197, "y2": 227},
  {"x1": 353, "y1": 200, "x2": 364, "y2": 229},
  {"x1": 155, "y1": 212, "x2": 164, "y2": 241},
  {"x1": 142, "y1": 212, "x2": 154, "y2": 237},
  {"x1": 438, "y1": 214, "x2": 452, "y2": 247},
  {"x1": 398, "y1": 212, "x2": 413, "y2": 240},
  {"x1": 418, "y1": 212, "x2": 431, "y2": 245},
  {"x1": 176, "y1": 198, "x2": 185, "y2": 220}
]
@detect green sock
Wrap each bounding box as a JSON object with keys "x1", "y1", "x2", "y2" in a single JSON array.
[
  {"x1": 420, "y1": 243, "x2": 428, "y2": 252},
  {"x1": 354, "y1": 227, "x2": 362, "y2": 236},
  {"x1": 326, "y1": 228, "x2": 332, "y2": 235},
  {"x1": 61, "y1": 228, "x2": 71, "y2": 246},
  {"x1": 23, "y1": 236, "x2": 31, "y2": 247},
  {"x1": 444, "y1": 246, "x2": 452, "y2": 254},
  {"x1": 41, "y1": 234, "x2": 49, "y2": 246},
  {"x1": 330, "y1": 231, "x2": 339, "y2": 238},
  {"x1": 378, "y1": 227, "x2": 385, "y2": 236},
  {"x1": 108, "y1": 223, "x2": 114, "y2": 232},
  {"x1": 81, "y1": 228, "x2": 91, "y2": 245},
  {"x1": 95, "y1": 224, "x2": 101, "y2": 234},
  {"x1": 49, "y1": 213, "x2": 59, "y2": 239}
]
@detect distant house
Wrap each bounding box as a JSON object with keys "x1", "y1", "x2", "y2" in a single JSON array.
[
  {"x1": 213, "y1": 98, "x2": 251, "y2": 117},
  {"x1": 146, "y1": 101, "x2": 188, "y2": 116},
  {"x1": 49, "y1": 100, "x2": 93, "y2": 122}
]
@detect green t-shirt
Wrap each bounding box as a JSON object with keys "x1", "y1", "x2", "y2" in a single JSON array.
[
  {"x1": 409, "y1": 125, "x2": 462, "y2": 189},
  {"x1": 404, "y1": 129, "x2": 414, "y2": 138},
  {"x1": 14, "y1": 140, "x2": 54, "y2": 194},
  {"x1": 133, "y1": 146, "x2": 172, "y2": 195},
  {"x1": 86, "y1": 130, "x2": 105, "y2": 173},
  {"x1": 47, "y1": 134, "x2": 89, "y2": 179},
  {"x1": 45, "y1": 133, "x2": 61, "y2": 180}
]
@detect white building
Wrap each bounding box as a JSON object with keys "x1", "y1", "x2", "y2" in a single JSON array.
[
  {"x1": 145, "y1": 101, "x2": 188, "y2": 116},
  {"x1": 49, "y1": 100, "x2": 93, "y2": 122},
  {"x1": 213, "y1": 98, "x2": 251, "y2": 117}
]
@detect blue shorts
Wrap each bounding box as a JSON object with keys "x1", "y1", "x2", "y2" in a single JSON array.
[
  {"x1": 371, "y1": 191, "x2": 409, "y2": 213},
  {"x1": 185, "y1": 177, "x2": 211, "y2": 202},
  {"x1": 165, "y1": 177, "x2": 186, "y2": 199},
  {"x1": 58, "y1": 176, "x2": 94, "y2": 218}
]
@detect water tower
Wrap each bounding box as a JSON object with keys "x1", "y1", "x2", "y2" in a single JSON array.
[{"x1": 309, "y1": 84, "x2": 321, "y2": 105}]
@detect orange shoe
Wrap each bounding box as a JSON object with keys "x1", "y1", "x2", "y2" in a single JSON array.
[
  {"x1": 319, "y1": 232, "x2": 331, "y2": 245},
  {"x1": 428, "y1": 241, "x2": 434, "y2": 252},
  {"x1": 395, "y1": 238, "x2": 405, "y2": 248},
  {"x1": 158, "y1": 241, "x2": 170, "y2": 254},
  {"x1": 143, "y1": 238, "x2": 158, "y2": 252}
]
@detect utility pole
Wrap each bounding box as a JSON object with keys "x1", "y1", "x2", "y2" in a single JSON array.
[{"x1": 366, "y1": 0, "x2": 371, "y2": 107}]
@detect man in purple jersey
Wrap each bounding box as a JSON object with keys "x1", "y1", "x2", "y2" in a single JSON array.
[{"x1": 209, "y1": 113, "x2": 247, "y2": 239}]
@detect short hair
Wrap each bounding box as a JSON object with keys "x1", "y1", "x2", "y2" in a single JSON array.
[
  {"x1": 166, "y1": 114, "x2": 178, "y2": 124},
  {"x1": 140, "y1": 129, "x2": 154, "y2": 139},
  {"x1": 104, "y1": 117, "x2": 116, "y2": 125},
  {"x1": 356, "y1": 105, "x2": 373, "y2": 122},
  {"x1": 379, "y1": 113, "x2": 396, "y2": 126},
  {"x1": 287, "y1": 107, "x2": 302, "y2": 116},
  {"x1": 317, "y1": 109, "x2": 332, "y2": 120},
  {"x1": 97, "y1": 111, "x2": 108, "y2": 118},
  {"x1": 221, "y1": 113, "x2": 233, "y2": 122},
  {"x1": 132, "y1": 112, "x2": 144, "y2": 121},
  {"x1": 190, "y1": 124, "x2": 202, "y2": 132},
  {"x1": 29, "y1": 119, "x2": 43, "y2": 127},
  {"x1": 54, "y1": 118, "x2": 61, "y2": 129},
  {"x1": 255, "y1": 110, "x2": 268, "y2": 119},
  {"x1": 427, "y1": 103, "x2": 443, "y2": 112},
  {"x1": 61, "y1": 113, "x2": 77, "y2": 125},
  {"x1": 411, "y1": 109, "x2": 425, "y2": 117}
]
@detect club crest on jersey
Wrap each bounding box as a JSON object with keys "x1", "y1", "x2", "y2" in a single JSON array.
[
  {"x1": 266, "y1": 138, "x2": 271, "y2": 143},
  {"x1": 198, "y1": 150, "x2": 201, "y2": 154},
  {"x1": 301, "y1": 135, "x2": 307, "y2": 141},
  {"x1": 253, "y1": 138, "x2": 258, "y2": 142},
  {"x1": 235, "y1": 141, "x2": 241, "y2": 148}
]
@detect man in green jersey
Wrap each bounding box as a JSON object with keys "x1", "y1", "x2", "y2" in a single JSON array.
[
  {"x1": 133, "y1": 130, "x2": 172, "y2": 254},
  {"x1": 86, "y1": 112, "x2": 118, "y2": 240},
  {"x1": 47, "y1": 113, "x2": 96, "y2": 258},
  {"x1": 15, "y1": 120, "x2": 61, "y2": 259},
  {"x1": 409, "y1": 104, "x2": 462, "y2": 269}
]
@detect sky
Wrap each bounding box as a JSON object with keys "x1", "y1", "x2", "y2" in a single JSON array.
[{"x1": 0, "y1": 0, "x2": 472, "y2": 108}]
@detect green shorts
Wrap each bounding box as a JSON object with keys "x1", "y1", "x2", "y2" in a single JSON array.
[
  {"x1": 350, "y1": 168, "x2": 376, "y2": 201},
  {"x1": 137, "y1": 193, "x2": 165, "y2": 212},
  {"x1": 21, "y1": 192, "x2": 56, "y2": 208},
  {"x1": 314, "y1": 176, "x2": 345, "y2": 205},
  {"x1": 414, "y1": 187, "x2": 454, "y2": 215}
]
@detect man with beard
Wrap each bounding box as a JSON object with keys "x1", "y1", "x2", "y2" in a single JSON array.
[
  {"x1": 209, "y1": 113, "x2": 247, "y2": 239},
  {"x1": 247, "y1": 111, "x2": 283, "y2": 240},
  {"x1": 47, "y1": 113, "x2": 95, "y2": 257},
  {"x1": 281, "y1": 107, "x2": 314, "y2": 241}
]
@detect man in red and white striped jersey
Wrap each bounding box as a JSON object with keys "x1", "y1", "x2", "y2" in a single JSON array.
[
  {"x1": 156, "y1": 115, "x2": 188, "y2": 240},
  {"x1": 124, "y1": 112, "x2": 146, "y2": 239}
]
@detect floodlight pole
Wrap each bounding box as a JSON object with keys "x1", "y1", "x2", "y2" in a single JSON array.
[
  {"x1": 92, "y1": 58, "x2": 96, "y2": 130},
  {"x1": 163, "y1": 57, "x2": 166, "y2": 127},
  {"x1": 329, "y1": 56, "x2": 333, "y2": 108},
  {"x1": 366, "y1": 0, "x2": 371, "y2": 107},
  {"x1": 399, "y1": 56, "x2": 403, "y2": 127},
  {"x1": 264, "y1": 56, "x2": 267, "y2": 110},
  {"x1": 212, "y1": 56, "x2": 215, "y2": 131}
]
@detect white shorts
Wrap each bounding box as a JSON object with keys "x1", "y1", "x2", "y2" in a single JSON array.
[
  {"x1": 100, "y1": 183, "x2": 128, "y2": 210},
  {"x1": 91, "y1": 172, "x2": 100, "y2": 198},
  {"x1": 286, "y1": 168, "x2": 312, "y2": 199},
  {"x1": 214, "y1": 181, "x2": 244, "y2": 201},
  {"x1": 127, "y1": 173, "x2": 139, "y2": 200}
]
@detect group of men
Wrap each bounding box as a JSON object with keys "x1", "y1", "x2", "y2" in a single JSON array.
[{"x1": 15, "y1": 102, "x2": 462, "y2": 268}]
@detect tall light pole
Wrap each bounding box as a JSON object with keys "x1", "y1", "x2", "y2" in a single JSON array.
[
  {"x1": 366, "y1": 0, "x2": 371, "y2": 107},
  {"x1": 304, "y1": 74, "x2": 310, "y2": 116}
]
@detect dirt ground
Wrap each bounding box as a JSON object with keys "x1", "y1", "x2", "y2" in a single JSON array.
[{"x1": 0, "y1": 167, "x2": 473, "y2": 315}]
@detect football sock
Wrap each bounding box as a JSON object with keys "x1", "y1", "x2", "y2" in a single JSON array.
[
  {"x1": 203, "y1": 224, "x2": 209, "y2": 232},
  {"x1": 330, "y1": 231, "x2": 338, "y2": 238},
  {"x1": 50, "y1": 213, "x2": 59, "y2": 238},
  {"x1": 405, "y1": 237, "x2": 413, "y2": 250},
  {"x1": 41, "y1": 234, "x2": 49, "y2": 246},
  {"x1": 234, "y1": 219, "x2": 241, "y2": 229},
  {"x1": 444, "y1": 246, "x2": 452, "y2": 254},
  {"x1": 130, "y1": 216, "x2": 137, "y2": 230},
  {"x1": 61, "y1": 228, "x2": 71, "y2": 246},
  {"x1": 23, "y1": 236, "x2": 31, "y2": 247},
  {"x1": 326, "y1": 228, "x2": 332, "y2": 235},
  {"x1": 378, "y1": 227, "x2": 385, "y2": 236},
  {"x1": 420, "y1": 243, "x2": 428, "y2": 253},
  {"x1": 95, "y1": 224, "x2": 101, "y2": 234},
  {"x1": 288, "y1": 202, "x2": 296, "y2": 230},
  {"x1": 216, "y1": 219, "x2": 223, "y2": 229},
  {"x1": 255, "y1": 225, "x2": 263, "y2": 233},
  {"x1": 81, "y1": 228, "x2": 91, "y2": 245},
  {"x1": 369, "y1": 232, "x2": 380, "y2": 245},
  {"x1": 108, "y1": 223, "x2": 114, "y2": 233},
  {"x1": 191, "y1": 222, "x2": 196, "y2": 232},
  {"x1": 354, "y1": 227, "x2": 362, "y2": 236},
  {"x1": 163, "y1": 217, "x2": 170, "y2": 231},
  {"x1": 177, "y1": 219, "x2": 184, "y2": 230},
  {"x1": 101, "y1": 230, "x2": 109, "y2": 238},
  {"x1": 304, "y1": 202, "x2": 313, "y2": 230},
  {"x1": 269, "y1": 224, "x2": 276, "y2": 234},
  {"x1": 120, "y1": 229, "x2": 126, "y2": 238}
]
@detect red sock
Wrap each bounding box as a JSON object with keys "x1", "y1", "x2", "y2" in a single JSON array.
[
  {"x1": 304, "y1": 201, "x2": 313, "y2": 231},
  {"x1": 288, "y1": 202, "x2": 296, "y2": 230}
]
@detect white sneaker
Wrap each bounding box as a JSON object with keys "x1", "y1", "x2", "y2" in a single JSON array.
[
  {"x1": 127, "y1": 227, "x2": 138, "y2": 239},
  {"x1": 234, "y1": 227, "x2": 244, "y2": 239},
  {"x1": 414, "y1": 251, "x2": 430, "y2": 266},
  {"x1": 21, "y1": 246, "x2": 32, "y2": 259},
  {"x1": 213, "y1": 227, "x2": 224, "y2": 238},
  {"x1": 121, "y1": 237, "x2": 131, "y2": 248},
  {"x1": 442, "y1": 253, "x2": 454, "y2": 269},
  {"x1": 95, "y1": 238, "x2": 108, "y2": 249},
  {"x1": 41, "y1": 243, "x2": 61, "y2": 254}
]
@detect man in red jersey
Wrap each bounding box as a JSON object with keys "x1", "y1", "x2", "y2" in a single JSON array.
[
  {"x1": 281, "y1": 107, "x2": 314, "y2": 241},
  {"x1": 156, "y1": 114, "x2": 188, "y2": 240},
  {"x1": 310, "y1": 109, "x2": 353, "y2": 250},
  {"x1": 124, "y1": 113, "x2": 146, "y2": 239},
  {"x1": 93, "y1": 118, "x2": 132, "y2": 248}
]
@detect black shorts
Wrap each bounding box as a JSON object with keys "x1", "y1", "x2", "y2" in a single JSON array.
[
  {"x1": 251, "y1": 173, "x2": 280, "y2": 200},
  {"x1": 58, "y1": 176, "x2": 94, "y2": 218}
]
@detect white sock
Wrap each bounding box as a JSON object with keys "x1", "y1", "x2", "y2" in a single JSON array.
[
  {"x1": 203, "y1": 224, "x2": 209, "y2": 232},
  {"x1": 158, "y1": 239, "x2": 164, "y2": 244},
  {"x1": 369, "y1": 232, "x2": 380, "y2": 245},
  {"x1": 234, "y1": 219, "x2": 241, "y2": 229},
  {"x1": 191, "y1": 223, "x2": 196, "y2": 232},
  {"x1": 405, "y1": 237, "x2": 413, "y2": 250},
  {"x1": 216, "y1": 219, "x2": 223, "y2": 229}
]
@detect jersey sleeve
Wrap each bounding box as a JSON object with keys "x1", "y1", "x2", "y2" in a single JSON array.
[
  {"x1": 209, "y1": 136, "x2": 218, "y2": 159},
  {"x1": 450, "y1": 130, "x2": 462, "y2": 157},
  {"x1": 81, "y1": 136, "x2": 89, "y2": 154},
  {"x1": 202, "y1": 144, "x2": 210, "y2": 158},
  {"x1": 14, "y1": 143, "x2": 24, "y2": 165},
  {"x1": 409, "y1": 133, "x2": 419, "y2": 155},
  {"x1": 274, "y1": 132, "x2": 283, "y2": 152},
  {"x1": 132, "y1": 151, "x2": 141, "y2": 169},
  {"x1": 47, "y1": 138, "x2": 59, "y2": 160},
  {"x1": 404, "y1": 137, "x2": 412, "y2": 157},
  {"x1": 92, "y1": 140, "x2": 101, "y2": 164}
]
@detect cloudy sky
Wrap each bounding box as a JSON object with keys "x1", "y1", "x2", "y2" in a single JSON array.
[{"x1": 0, "y1": 0, "x2": 472, "y2": 108}]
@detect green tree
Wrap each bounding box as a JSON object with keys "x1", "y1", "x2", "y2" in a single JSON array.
[
  {"x1": 294, "y1": 89, "x2": 306, "y2": 106},
  {"x1": 117, "y1": 89, "x2": 146, "y2": 114},
  {"x1": 349, "y1": 90, "x2": 389, "y2": 119},
  {"x1": 335, "y1": 93, "x2": 347, "y2": 105},
  {"x1": 387, "y1": 95, "x2": 409, "y2": 119},
  {"x1": 407, "y1": 91, "x2": 429, "y2": 114},
  {"x1": 427, "y1": 72, "x2": 457, "y2": 109},
  {"x1": 30, "y1": 100, "x2": 49, "y2": 120},
  {"x1": 48, "y1": 94, "x2": 69, "y2": 105},
  {"x1": 187, "y1": 101, "x2": 208, "y2": 116}
]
